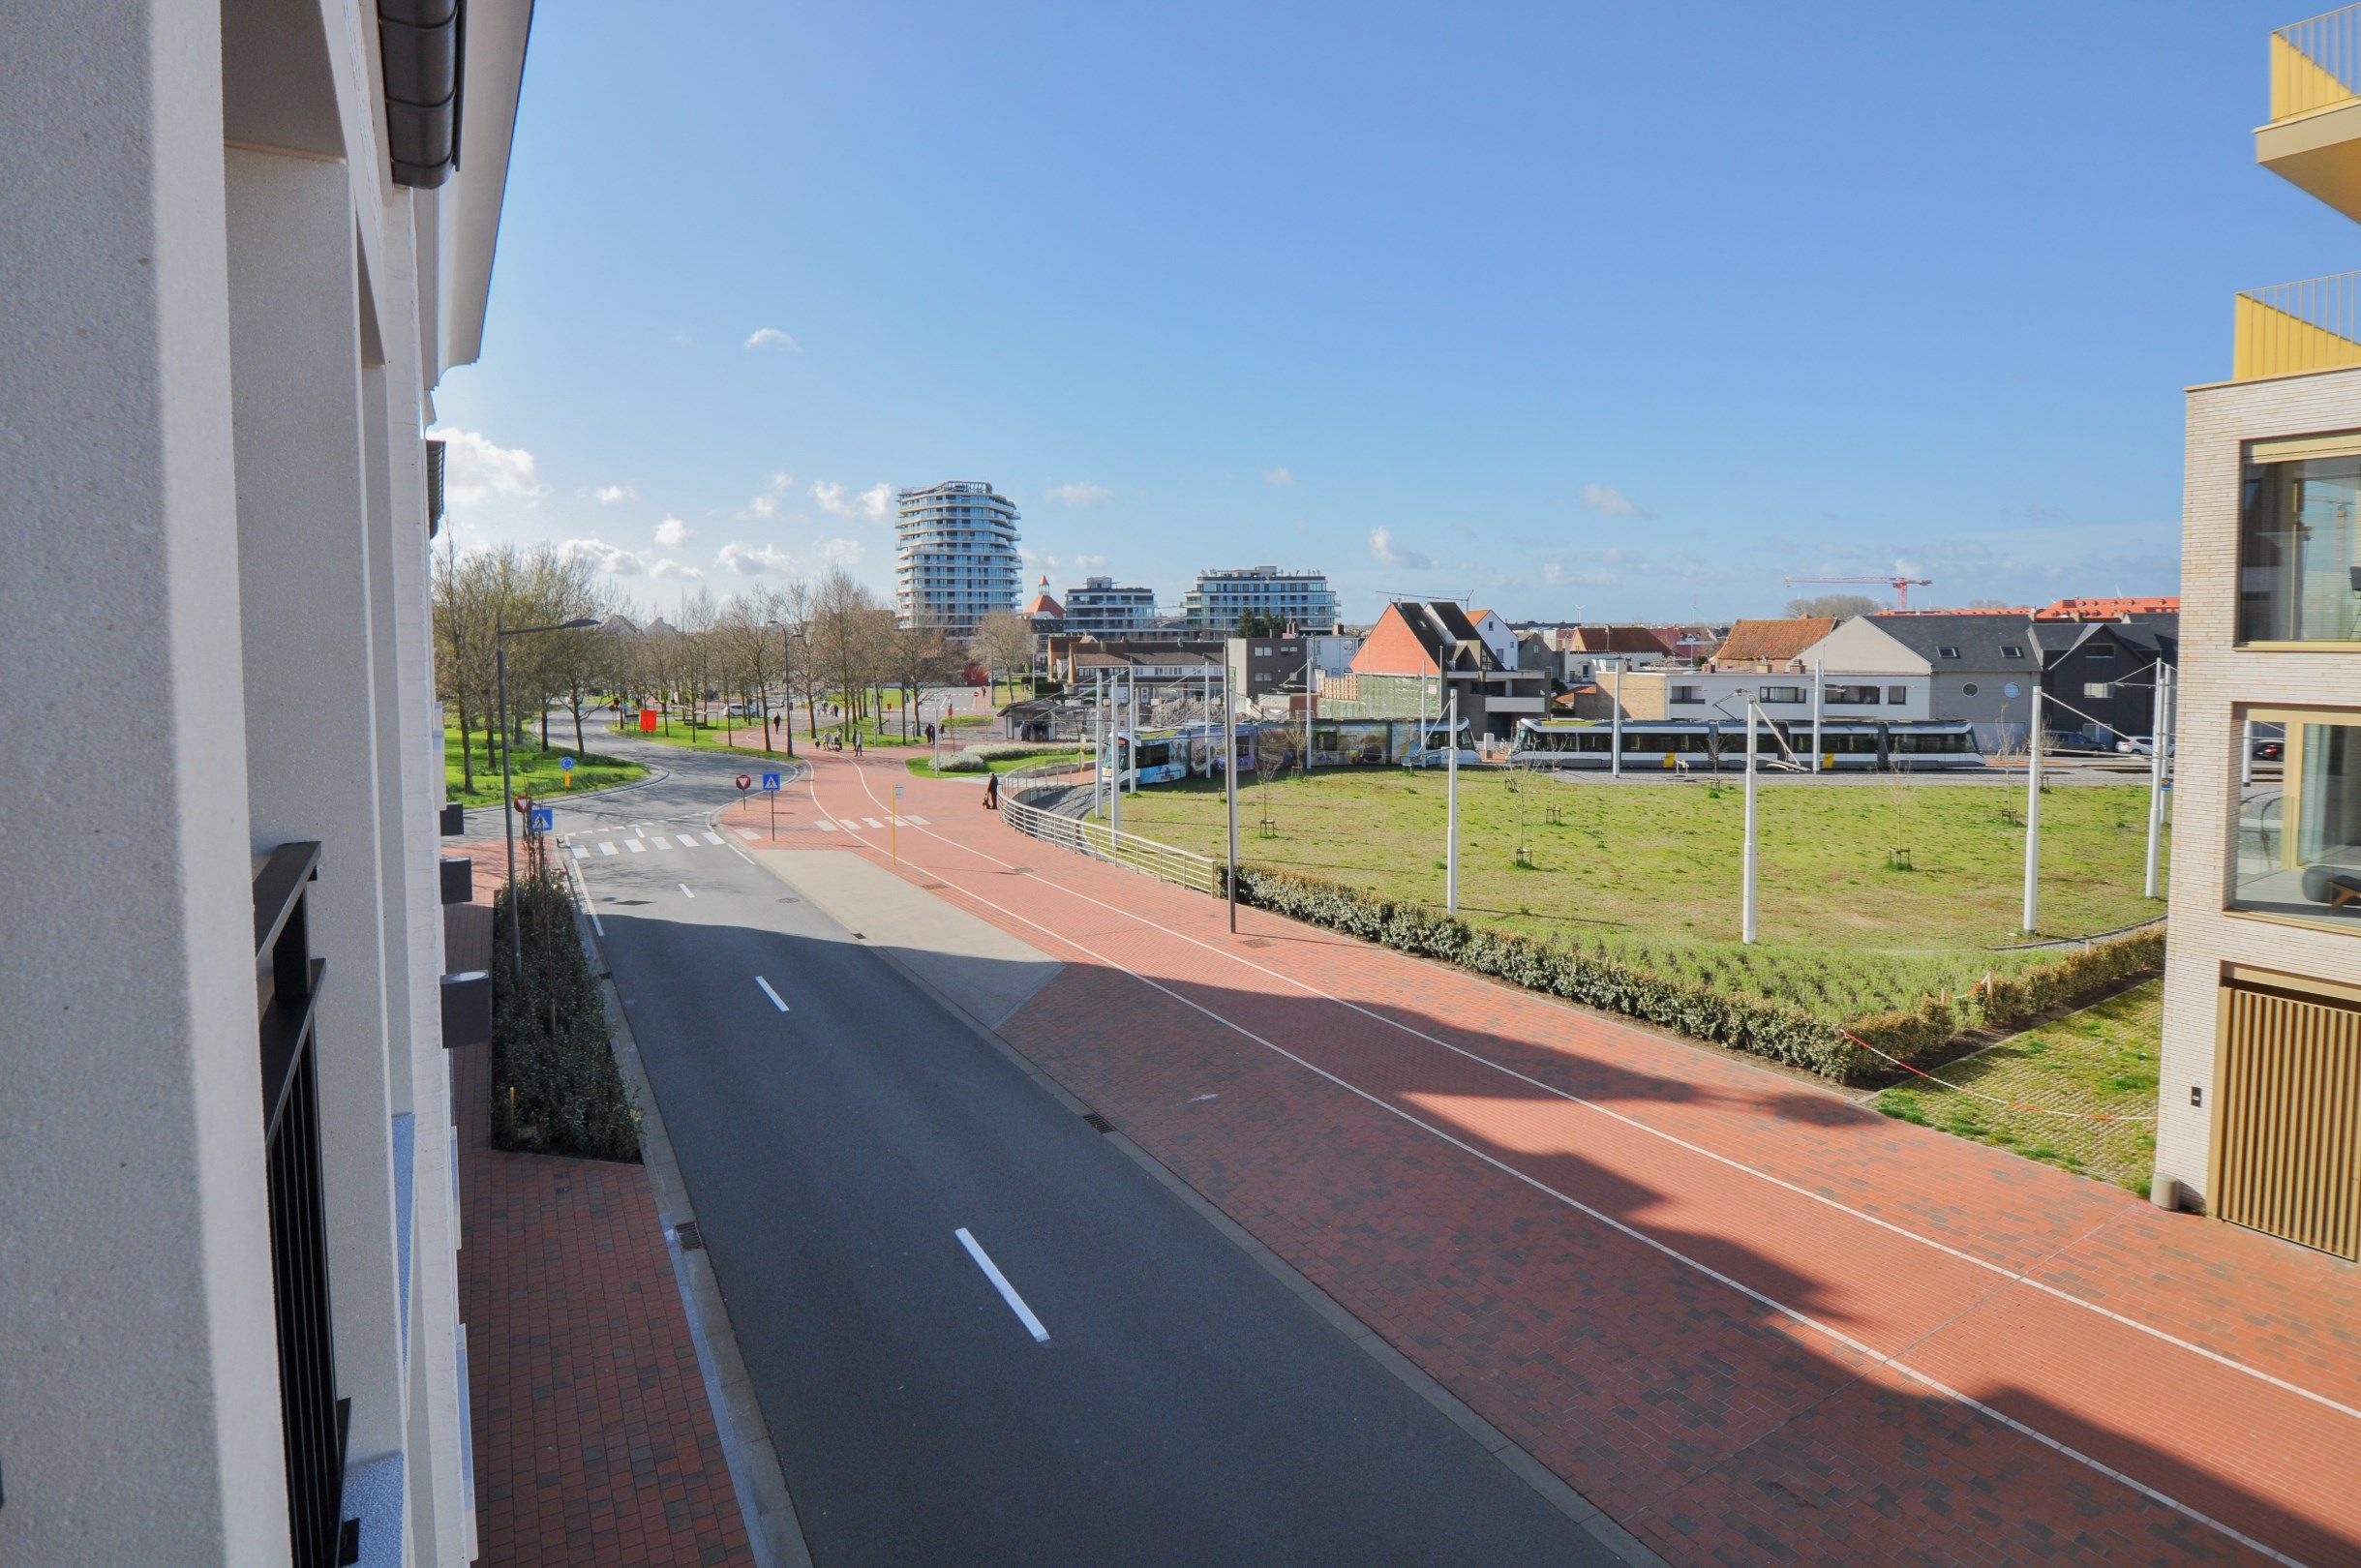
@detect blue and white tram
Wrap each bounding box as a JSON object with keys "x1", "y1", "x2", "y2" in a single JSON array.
[{"x1": 1512, "y1": 717, "x2": 1983, "y2": 771}]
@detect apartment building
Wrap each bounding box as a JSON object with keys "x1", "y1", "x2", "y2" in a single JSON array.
[
  {"x1": 895, "y1": 480, "x2": 1023, "y2": 634},
  {"x1": 1180, "y1": 564, "x2": 1341, "y2": 634},
  {"x1": 1806, "y1": 613, "x2": 2040, "y2": 751},
  {"x1": 1063, "y1": 576, "x2": 1160, "y2": 638},
  {"x1": 3, "y1": 3, "x2": 531, "y2": 1563},
  {"x1": 2152, "y1": 10, "x2": 2361, "y2": 1261}
]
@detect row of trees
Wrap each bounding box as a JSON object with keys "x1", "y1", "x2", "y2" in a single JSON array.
[{"x1": 433, "y1": 547, "x2": 1045, "y2": 787}]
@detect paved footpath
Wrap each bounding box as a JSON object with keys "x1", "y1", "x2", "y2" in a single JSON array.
[{"x1": 723, "y1": 752, "x2": 2361, "y2": 1568}]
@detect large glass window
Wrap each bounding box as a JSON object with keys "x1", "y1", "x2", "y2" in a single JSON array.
[
  {"x1": 2239, "y1": 448, "x2": 2361, "y2": 644},
  {"x1": 2234, "y1": 712, "x2": 2361, "y2": 927}
]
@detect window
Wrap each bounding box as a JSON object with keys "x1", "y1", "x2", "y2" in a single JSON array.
[
  {"x1": 1825, "y1": 683, "x2": 1880, "y2": 705},
  {"x1": 1937, "y1": 646, "x2": 1962, "y2": 659},
  {"x1": 1962, "y1": 682, "x2": 1980, "y2": 696},
  {"x1": 2001, "y1": 645, "x2": 2025, "y2": 659},
  {"x1": 1670, "y1": 685, "x2": 1703, "y2": 703},
  {"x1": 1888, "y1": 685, "x2": 1910, "y2": 705},
  {"x1": 2084, "y1": 682, "x2": 2112, "y2": 700},
  {"x1": 1759, "y1": 685, "x2": 1805, "y2": 704},
  {"x1": 2087, "y1": 644, "x2": 2115, "y2": 660},
  {"x1": 2239, "y1": 443, "x2": 2361, "y2": 644},
  {"x1": 2234, "y1": 712, "x2": 2361, "y2": 928}
]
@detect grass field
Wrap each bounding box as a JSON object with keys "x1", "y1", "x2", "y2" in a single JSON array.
[
  {"x1": 1877, "y1": 981, "x2": 2161, "y2": 1194},
  {"x1": 1097, "y1": 769, "x2": 2167, "y2": 1022},
  {"x1": 443, "y1": 722, "x2": 646, "y2": 807}
]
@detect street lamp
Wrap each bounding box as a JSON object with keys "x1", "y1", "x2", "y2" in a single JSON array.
[
  {"x1": 498, "y1": 615, "x2": 598, "y2": 964},
  {"x1": 765, "y1": 620, "x2": 803, "y2": 760}
]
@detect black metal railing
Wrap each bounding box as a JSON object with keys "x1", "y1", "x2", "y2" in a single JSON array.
[{"x1": 254, "y1": 841, "x2": 353, "y2": 1568}]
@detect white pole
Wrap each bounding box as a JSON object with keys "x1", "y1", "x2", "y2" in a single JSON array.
[
  {"x1": 1225, "y1": 663, "x2": 1239, "y2": 932},
  {"x1": 1415, "y1": 668, "x2": 1428, "y2": 769},
  {"x1": 1110, "y1": 678, "x2": 1124, "y2": 842},
  {"x1": 1741, "y1": 699, "x2": 1760, "y2": 944},
  {"x1": 2022, "y1": 690, "x2": 2043, "y2": 934},
  {"x1": 1093, "y1": 669, "x2": 1105, "y2": 821},
  {"x1": 1810, "y1": 654, "x2": 1824, "y2": 775},
  {"x1": 2144, "y1": 664, "x2": 2170, "y2": 899},
  {"x1": 1302, "y1": 659, "x2": 1313, "y2": 777},
  {"x1": 1445, "y1": 690, "x2": 1460, "y2": 913},
  {"x1": 1128, "y1": 677, "x2": 1139, "y2": 795},
  {"x1": 1610, "y1": 656, "x2": 1622, "y2": 779},
  {"x1": 2241, "y1": 711, "x2": 2255, "y2": 788}
]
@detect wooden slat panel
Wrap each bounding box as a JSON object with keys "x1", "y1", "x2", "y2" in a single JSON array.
[{"x1": 2218, "y1": 985, "x2": 2361, "y2": 1260}]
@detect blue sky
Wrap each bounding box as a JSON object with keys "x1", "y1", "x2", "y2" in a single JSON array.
[{"x1": 434, "y1": 0, "x2": 2353, "y2": 623}]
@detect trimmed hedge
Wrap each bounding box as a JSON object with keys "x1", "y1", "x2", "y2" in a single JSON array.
[
  {"x1": 1232, "y1": 866, "x2": 2163, "y2": 1084},
  {"x1": 490, "y1": 864, "x2": 642, "y2": 1161}
]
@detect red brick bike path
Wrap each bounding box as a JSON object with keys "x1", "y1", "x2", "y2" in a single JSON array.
[
  {"x1": 448, "y1": 849, "x2": 752, "y2": 1568},
  {"x1": 721, "y1": 756, "x2": 2361, "y2": 1568}
]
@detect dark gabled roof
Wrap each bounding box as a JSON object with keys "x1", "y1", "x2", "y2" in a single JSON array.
[
  {"x1": 1866, "y1": 612, "x2": 2038, "y2": 671},
  {"x1": 1425, "y1": 600, "x2": 1481, "y2": 643}
]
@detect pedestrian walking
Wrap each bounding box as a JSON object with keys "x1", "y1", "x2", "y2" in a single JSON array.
[
  {"x1": 852, "y1": 732, "x2": 863, "y2": 759},
  {"x1": 983, "y1": 771, "x2": 1000, "y2": 811}
]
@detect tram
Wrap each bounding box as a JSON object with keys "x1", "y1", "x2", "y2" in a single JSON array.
[{"x1": 1509, "y1": 717, "x2": 1983, "y2": 771}]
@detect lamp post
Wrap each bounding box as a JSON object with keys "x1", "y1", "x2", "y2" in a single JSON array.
[
  {"x1": 1224, "y1": 662, "x2": 1240, "y2": 933},
  {"x1": 2144, "y1": 663, "x2": 2173, "y2": 900},
  {"x1": 498, "y1": 615, "x2": 599, "y2": 964},
  {"x1": 1741, "y1": 697, "x2": 1760, "y2": 944},
  {"x1": 2022, "y1": 689, "x2": 2044, "y2": 935},
  {"x1": 1445, "y1": 689, "x2": 1461, "y2": 914},
  {"x1": 765, "y1": 620, "x2": 802, "y2": 760},
  {"x1": 1606, "y1": 655, "x2": 1623, "y2": 779}
]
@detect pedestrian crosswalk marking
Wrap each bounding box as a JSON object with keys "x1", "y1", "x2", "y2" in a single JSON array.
[
  {"x1": 678, "y1": 833, "x2": 699, "y2": 849},
  {"x1": 863, "y1": 817, "x2": 885, "y2": 829},
  {"x1": 624, "y1": 840, "x2": 644, "y2": 854},
  {"x1": 838, "y1": 819, "x2": 863, "y2": 831},
  {"x1": 599, "y1": 841, "x2": 618, "y2": 856},
  {"x1": 735, "y1": 828, "x2": 761, "y2": 841},
  {"x1": 703, "y1": 831, "x2": 725, "y2": 845},
  {"x1": 904, "y1": 814, "x2": 929, "y2": 826},
  {"x1": 817, "y1": 821, "x2": 838, "y2": 832},
  {"x1": 570, "y1": 845, "x2": 587, "y2": 859}
]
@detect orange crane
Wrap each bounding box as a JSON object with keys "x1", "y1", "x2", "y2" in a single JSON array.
[{"x1": 1782, "y1": 573, "x2": 1933, "y2": 611}]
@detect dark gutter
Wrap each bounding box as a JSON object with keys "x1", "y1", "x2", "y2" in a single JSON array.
[{"x1": 380, "y1": 0, "x2": 462, "y2": 188}]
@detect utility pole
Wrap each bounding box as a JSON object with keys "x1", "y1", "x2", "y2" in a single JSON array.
[
  {"x1": 1129, "y1": 676, "x2": 1139, "y2": 795},
  {"x1": 1224, "y1": 662, "x2": 1239, "y2": 932},
  {"x1": 1741, "y1": 698, "x2": 1760, "y2": 944},
  {"x1": 2022, "y1": 690, "x2": 2043, "y2": 934},
  {"x1": 1445, "y1": 689, "x2": 1461, "y2": 914},
  {"x1": 1810, "y1": 654, "x2": 1823, "y2": 775},
  {"x1": 1110, "y1": 677, "x2": 1124, "y2": 843},
  {"x1": 1092, "y1": 668, "x2": 1105, "y2": 821},
  {"x1": 2144, "y1": 663, "x2": 2173, "y2": 899},
  {"x1": 1608, "y1": 656, "x2": 1623, "y2": 779}
]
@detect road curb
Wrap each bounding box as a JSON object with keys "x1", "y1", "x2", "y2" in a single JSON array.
[
  {"x1": 457, "y1": 758, "x2": 674, "y2": 830},
  {"x1": 741, "y1": 843, "x2": 1670, "y2": 1568},
  {"x1": 574, "y1": 900, "x2": 813, "y2": 1568}
]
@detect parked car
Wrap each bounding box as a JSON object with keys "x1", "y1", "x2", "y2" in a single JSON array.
[
  {"x1": 2252, "y1": 736, "x2": 2285, "y2": 761},
  {"x1": 2115, "y1": 736, "x2": 2176, "y2": 757}
]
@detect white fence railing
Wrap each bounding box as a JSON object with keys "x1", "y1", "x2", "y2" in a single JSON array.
[{"x1": 1000, "y1": 761, "x2": 1223, "y2": 896}]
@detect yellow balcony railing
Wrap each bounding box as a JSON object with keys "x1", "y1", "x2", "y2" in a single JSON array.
[
  {"x1": 2234, "y1": 273, "x2": 2361, "y2": 379},
  {"x1": 2273, "y1": 6, "x2": 2361, "y2": 120}
]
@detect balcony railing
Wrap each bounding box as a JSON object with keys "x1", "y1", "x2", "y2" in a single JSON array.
[
  {"x1": 2233, "y1": 273, "x2": 2361, "y2": 379},
  {"x1": 2273, "y1": 7, "x2": 2361, "y2": 120}
]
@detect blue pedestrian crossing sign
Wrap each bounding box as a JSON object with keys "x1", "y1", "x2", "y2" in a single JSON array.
[
  {"x1": 529, "y1": 806, "x2": 554, "y2": 832},
  {"x1": 762, "y1": 771, "x2": 781, "y2": 792}
]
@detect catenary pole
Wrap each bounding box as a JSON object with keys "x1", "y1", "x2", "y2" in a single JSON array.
[
  {"x1": 1810, "y1": 654, "x2": 1823, "y2": 775},
  {"x1": 1445, "y1": 689, "x2": 1461, "y2": 914},
  {"x1": 2144, "y1": 663, "x2": 2171, "y2": 899},
  {"x1": 1741, "y1": 698, "x2": 1760, "y2": 944},
  {"x1": 1110, "y1": 677, "x2": 1124, "y2": 843},
  {"x1": 2022, "y1": 690, "x2": 2043, "y2": 934},
  {"x1": 1610, "y1": 655, "x2": 1623, "y2": 779},
  {"x1": 1224, "y1": 663, "x2": 1239, "y2": 932}
]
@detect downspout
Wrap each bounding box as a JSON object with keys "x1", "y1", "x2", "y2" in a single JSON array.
[{"x1": 380, "y1": 0, "x2": 464, "y2": 189}]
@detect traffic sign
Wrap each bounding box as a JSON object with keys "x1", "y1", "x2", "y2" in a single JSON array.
[
  {"x1": 762, "y1": 771, "x2": 781, "y2": 792},
  {"x1": 735, "y1": 773, "x2": 752, "y2": 791},
  {"x1": 513, "y1": 795, "x2": 532, "y2": 814},
  {"x1": 560, "y1": 756, "x2": 575, "y2": 770},
  {"x1": 529, "y1": 806, "x2": 554, "y2": 833}
]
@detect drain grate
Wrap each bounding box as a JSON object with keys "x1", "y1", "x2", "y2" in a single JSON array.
[
  {"x1": 1082, "y1": 1112, "x2": 1115, "y2": 1134},
  {"x1": 674, "y1": 1221, "x2": 704, "y2": 1251},
  {"x1": 1239, "y1": 938, "x2": 1273, "y2": 949}
]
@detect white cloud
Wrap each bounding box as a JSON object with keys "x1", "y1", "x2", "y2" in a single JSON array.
[
  {"x1": 594, "y1": 483, "x2": 637, "y2": 505},
  {"x1": 1540, "y1": 560, "x2": 1619, "y2": 588},
  {"x1": 1368, "y1": 527, "x2": 1433, "y2": 571},
  {"x1": 1579, "y1": 483, "x2": 1651, "y2": 519},
  {"x1": 819, "y1": 536, "x2": 866, "y2": 567},
  {"x1": 1073, "y1": 553, "x2": 1107, "y2": 569},
  {"x1": 1047, "y1": 481, "x2": 1113, "y2": 506},
  {"x1": 438, "y1": 429, "x2": 546, "y2": 507},
  {"x1": 743, "y1": 327, "x2": 802, "y2": 352},
  {"x1": 651, "y1": 558, "x2": 703, "y2": 580},
  {"x1": 1263, "y1": 467, "x2": 1295, "y2": 487},
  {"x1": 717, "y1": 541, "x2": 796, "y2": 576},
  {"x1": 740, "y1": 472, "x2": 794, "y2": 520},
  {"x1": 654, "y1": 515, "x2": 691, "y2": 548},
  {"x1": 560, "y1": 537, "x2": 646, "y2": 576},
  {"x1": 812, "y1": 480, "x2": 895, "y2": 524}
]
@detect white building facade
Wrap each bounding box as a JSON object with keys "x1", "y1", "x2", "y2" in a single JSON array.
[
  {"x1": 1182, "y1": 565, "x2": 1341, "y2": 633},
  {"x1": 2, "y1": 2, "x2": 532, "y2": 1562},
  {"x1": 1063, "y1": 576, "x2": 1160, "y2": 637},
  {"x1": 895, "y1": 480, "x2": 1023, "y2": 634}
]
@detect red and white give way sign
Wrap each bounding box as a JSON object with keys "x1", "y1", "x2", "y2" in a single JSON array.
[{"x1": 735, "y1": 773, "x2": 752, "y2": 791}]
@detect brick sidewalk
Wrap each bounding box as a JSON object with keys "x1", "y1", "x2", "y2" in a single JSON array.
[
  {"x1": 450, "y1": 858, "x2": 751, "y2": 1568},
  {"x1": 734, "y1": 755, "x2": 2361, "y2": 1568}
]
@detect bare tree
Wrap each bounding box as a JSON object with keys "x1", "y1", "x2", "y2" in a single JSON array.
[
  {"x1": 972, "y1": 611, "x2": 1036, "y2": 701},
  {"x1": 885, "y1": 624, "x2": 957, "y2": 739},
  {"x1": 808, "y1": 567, "x2": 889, "y2": 743},
  {"x1": 1782, "y1": 592, "x2": 1884, "y2": 619}
]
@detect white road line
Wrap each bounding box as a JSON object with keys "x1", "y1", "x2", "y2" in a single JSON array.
[
  {"x1": 599, "y1": 840, "x2": 619, "y2": 857},
  {"x1": 755, "y1": 975, "x2": 789, "y2": 1011},
  {"x1": 816, "y1": 821, "x2": 838, "y2": 832},
  {"x1": 735, "y1": 828, "x2": 761, "y2": 841},
  {"x1": 863, "y1": 816, "x2": 885, "y2": 829},
  {"x1": 837, "y1": 819, "x2": 863, "y2": 832},
  {"x1": 816, "y1": 766, "x2": 2323, "y2": 1566},
  {"x1": 904, "y1": 814, "x2": 929, "y2": 825},
  {"x1": 704, "y1": 831, "x2": 725, "y2": 845},
  {"x1": 679, "y1": 833, "x2": 700, "y2": 849},
  {"x1": 679, "y1": 883, "x2": 695, "y2": 899},
  {"x1": 570, "y1": 845, "x2": 587, "y2": 860},
  {"x1": 953, "y1": 1228, "x2": 1050, "y2": 1344},
  {"x1": 624, "y1": 840, "x2": 645, "y2": 854},
  {"x1": 568, "y1": 858, "x2": 604, "y2": 936}
]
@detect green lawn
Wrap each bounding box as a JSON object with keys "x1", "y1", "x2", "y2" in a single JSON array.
[
  {"x1": 1877, "y1": 981, "x2": 2161, "y2": 1194},
  {"x1": 905, "y1": 748, "x2": 1083, "y2": 779},
  {"x1": 443, "y1": 722, "x2": 646, "y2": 807},
  {"x1": 1094, "y1": 769, "x2": 2167, "y2": 1022}
]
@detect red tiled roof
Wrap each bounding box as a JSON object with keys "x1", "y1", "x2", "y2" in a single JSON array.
[{"x1": 1710, "y1": 617, "x2": 1835, "y2": 665}]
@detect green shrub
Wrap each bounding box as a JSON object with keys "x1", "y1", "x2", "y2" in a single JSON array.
[
  {"x1": 935, "y1": 752, "x2": 989, "y2": 773},
  {"x1": 490, "y1": 865, "x2": 641, "y2": 1161}
]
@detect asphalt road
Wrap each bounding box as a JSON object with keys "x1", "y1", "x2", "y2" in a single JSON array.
[{"x1": 530, "y1": 728, "x2": 1617, "y2": 1567}]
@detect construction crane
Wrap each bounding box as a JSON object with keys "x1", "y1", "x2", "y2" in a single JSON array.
[{"x1": 1782, "y1": 573, "x2": 1933, "y2": 611}]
